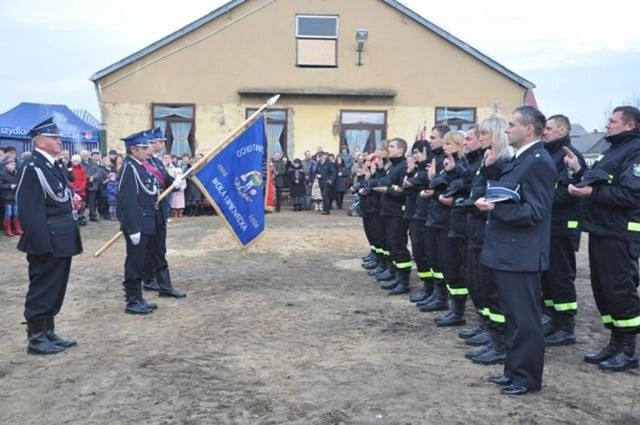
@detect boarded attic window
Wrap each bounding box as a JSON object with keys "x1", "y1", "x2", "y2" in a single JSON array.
[{"x1": 296, "y1": 15, "x2": 338, "y2": 68}]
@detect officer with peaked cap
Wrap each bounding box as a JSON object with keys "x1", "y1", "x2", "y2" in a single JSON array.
[
  {"x1": 117, "y1": 131, "x2": 160, "y2": 315},
  {"x1": 141, "y1": 127, "x2": 186, "y2": 298},
  {"x1": 17, "y1": 117, "x2": 83, "y2": 354}
]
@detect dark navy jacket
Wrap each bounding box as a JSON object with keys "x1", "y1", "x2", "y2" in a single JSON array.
[
  {"x1": 580, "y1": 129, "x2": 640, "y2": 242},
  {"x1": 16, "y1": 150, "x2": 83, "y2": 257},
  {"x1": 379, "y1": 156, "x2": 407, "y2": 217},
  {"x1": 481, "y1": 142, "x2": 556, "y2": 272},
  {"x1": 117, "y1": 156, "x2": 158, "y2": 236},
  {"x1": 543, "y1": 135, "x2": 585, "y2": 241}
]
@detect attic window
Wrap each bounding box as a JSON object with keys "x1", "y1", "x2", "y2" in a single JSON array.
[{"x1": 296, "y1": 15, "x2": 338, "y2": 68}]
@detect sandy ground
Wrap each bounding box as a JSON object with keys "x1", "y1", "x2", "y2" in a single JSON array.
[{"x1": 1, "y1": 206, "x2": 640, "y2": 425}]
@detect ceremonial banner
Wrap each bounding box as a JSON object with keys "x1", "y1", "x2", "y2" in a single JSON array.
[{"x1": 192, "y1": 118, "x2": 267, "y2": 250}]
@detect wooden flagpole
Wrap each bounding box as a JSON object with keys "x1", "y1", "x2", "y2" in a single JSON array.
[{"x1": 94, "y1": 94, "x2": 280, "y2": 257}]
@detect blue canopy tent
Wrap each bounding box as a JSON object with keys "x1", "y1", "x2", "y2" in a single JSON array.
[{"x1": 0, "y1": 102, "x2": 100, "y2": 155}]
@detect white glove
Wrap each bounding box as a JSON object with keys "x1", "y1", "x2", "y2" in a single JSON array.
[
  {"x1": 130, "y1": 232, "x2": 141, "y2": 246},
  {"x1": 173, "y1": 175, "x2": 184, "y2": 187}
]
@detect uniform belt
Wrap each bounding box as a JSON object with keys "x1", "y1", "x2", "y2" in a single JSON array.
[{"x1": 46, "y1": 215, "x2": 75, "y2": 224}]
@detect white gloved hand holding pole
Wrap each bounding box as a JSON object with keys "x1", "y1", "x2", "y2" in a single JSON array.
[{"x1": 129, "y1": 232, "x2": 141, "y2": 246}]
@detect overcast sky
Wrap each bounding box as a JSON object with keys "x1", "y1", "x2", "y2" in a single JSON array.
[{"x1": 1, "y1": 0, "x2": 639, "y2": 131}]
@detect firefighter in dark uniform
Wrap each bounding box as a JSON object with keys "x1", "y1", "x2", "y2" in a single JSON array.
[
  {"x1": 476, "y1": 106, "x2": 555, "y2": 396},
  {"x1": 404, "y1": 140, "x2": 434, "y2": 303},
  {"x1": 142, "y1": 128, "x2": 186, "y2": 298},
  {"x1": 568, "y1": 105, "x2": 640, "y2": 372},
  {"x1": 17, "y1": 117, "x2": 83, "y2": 355},
  {"x1": 541, "y1": 114, "x2": 586, "y2": 346},
  {"x1": 375, "y1": 138, "x2": 411, "y2": 294},
  {"x1": 361, "y1": 150, "x2": 389, "y2": 278},
  {"x1": 417, "y1": 125, "x2": 449, "y2": 312},
  {"x1": 118, "y1": 131, "x2": 160, "y2": 314}
]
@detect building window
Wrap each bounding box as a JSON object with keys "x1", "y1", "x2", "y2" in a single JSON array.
[
  {"x1": 296, "y1": 15, "x2": 338, "y2": 67},
  {"x1": 435, "y1": 107, "x2": 476, "y2": 131},
  {"x1": 246, "y1": 108, "x2": 288, "y2": 157},
  {"x1": 152, "y1": 103, "x2": 195, "y2": 157},
  {"x1": 340, "y1": 110, "x2": 387, "y2": 154}
]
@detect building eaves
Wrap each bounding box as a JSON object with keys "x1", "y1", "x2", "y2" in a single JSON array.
[
  {"x1": 238, "y1": 87, "x2": 396, "y2": 98},
  {"x1": 91, "y1": 0, "x2": 535, "y2": 90}
]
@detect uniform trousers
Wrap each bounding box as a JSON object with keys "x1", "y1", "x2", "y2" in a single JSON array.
[
  {"x1": 147, "y1": 224, "x2": 169, "y2": 273},
  {"x1": 409, "y1": 220, "x2": 432, "y2": 278},
  {"x1": 362, "y1": 214, "x2": 374, "y2": 250},
  {"x1": 444, "y1": 236, "x2": 467, "y2": 298},
  {"x1": 589, "y1": 235, "x2": 640, "y2": 332},
  {"x1": 24, "y1": 254, "x2": 72, "y2": 321},
  {"x1": 466, "y1": 244, "x2": 502, "y2": 322},
  {"x1": 370, "y1": 213, "x2": 387, "y2": 256},
  {"x1": 383, "y1": 215, "x2": 410, "y2": 269},
  {"x1": 541, "y1": 236, "x2": 578, "y2": 314},
  {"x1": 123, "y1": 234, "x2": 152, "y2": 290},
  {"x1": 496, "y1": 270, "x2": 544, "y2": 389}
]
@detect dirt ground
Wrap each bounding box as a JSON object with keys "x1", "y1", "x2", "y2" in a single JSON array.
[{"x1": 1, "y1": 206, "x2": 640, "y2": 425}]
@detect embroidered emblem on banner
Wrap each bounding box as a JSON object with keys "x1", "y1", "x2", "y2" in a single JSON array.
[
  {"x1": 633, "y1": 164, "x2": 640, "y2": 177},
  {"x1": 235, "y1": 170, "x2": 263, "y2": 201}
]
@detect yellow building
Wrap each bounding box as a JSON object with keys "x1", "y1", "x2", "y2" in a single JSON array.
[{"x1": 91, "y1": 0, "x2": 535, "y2": 159}]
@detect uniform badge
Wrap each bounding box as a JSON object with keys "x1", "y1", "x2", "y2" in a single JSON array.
[{"x1": 633, "y1": 164, "x2": 640, "y2": 178}]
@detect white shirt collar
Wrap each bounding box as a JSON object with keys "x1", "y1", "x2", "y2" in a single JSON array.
[
  {"x1": 35, "y1": 148, "x2": 56, "y2": 164},
  {"x1": 514, "y1": 140, "x2": 540, "y2": 158}
]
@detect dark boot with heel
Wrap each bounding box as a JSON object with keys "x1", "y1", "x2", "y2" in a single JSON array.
[
  {"x1": 26, "y1": 319, "x2": 65, "y2": 355},
  {"x1": 544, "y1": 313, "x2": 576, "y2": 346},
  {"x1": 157, "y1": 269, "x2": 187, "y2": 298},
  {"x1": 599, "y1": 332, "x2": 639, "y2": 372},
  {"x1": 435, "y1": 297, "x2": 467, "y2": 327},
  {"x1": 124, "y1": 285, "x2": 154, "y2": 315}
]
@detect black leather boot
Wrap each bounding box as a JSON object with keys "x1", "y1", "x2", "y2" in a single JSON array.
[
  {"x1": 471, "y1": 328, "x2": 506, "y2": 365},
  {"x1": 46, "y1": 317, "x2": 77, "y2": 348},
  {"x1": 584, "y1": 329, "x2": 619, "y2": 364},
  {"x1": 124, "y1": 285, "x2": 154, "y2": 315},
  {"x1": 599, "y1": 332, "x2": 639, "y2": 371},
  {"x1": 418, "y1": 281, "x2": 448, "y2": 312},
  {"x1": 137, "y1": 285, "x2": 158, "y2": 310},
  {"x1": 388, "y1": 270, "x2": 411, "y2": 295},
  {"x1": 410, "y1": 279, "x2": 433, "y2": 303},
  {"x1": 157, "y1": 269, "x2": 187, "y2": 298},
  {"x1": 375, "y1": 262, "x2": 396, "y2": 282},
  {"x1": 362, "y1": 251, "x2": 376, "y2": 262},
  {"x1": 368, "y1": 257, "x2": 387, "y2": 276},
  {"x1": 458, "y1": 320, "x2": 483, "y2": 340},
  {"x1": 465, "y1": 343, "x2": 491, "y2": 360},
  {"x1": 142, "y1": 270, "x2": 160, "y2": 291},
  {"x1": 27, "y1": 319, "x2": 65, "y2": 355},
  {"x1": 464, "y1": 328, "x2": 491, "y2": 346},
  {"x1": 362, "y1": 257, "x2": 379, "y2": 269},
  {"x1": 544, "y1": 313, "x2": 576, "y2": 346},
  {"x1": 436, "y1": 297, "x2": 467, "y2": 327}
]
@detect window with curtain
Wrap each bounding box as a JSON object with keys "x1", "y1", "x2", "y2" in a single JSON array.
[
  {"x1": 340, "y1": 110, "x2": 387, "y2": 154},
  {"x1": 296, "y1": 15, "x2": 338, "y2": 67},
  {"x1": 246, "y1": 108, "x2": 288, "y2": 157},
  {"x1": 435, "y1": 107, "x2": 476, "y2": 131},
  {"x1": 152, "y1": 103, "x2": 195, "y2": 157}
]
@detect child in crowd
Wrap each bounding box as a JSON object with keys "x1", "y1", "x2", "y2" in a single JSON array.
[
  {"x1": 105, "y1": 172, "x2": 118, "y2": 221},
  {"x1": 311, "y1": 174, "x2": 323, "y2": 211}
]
